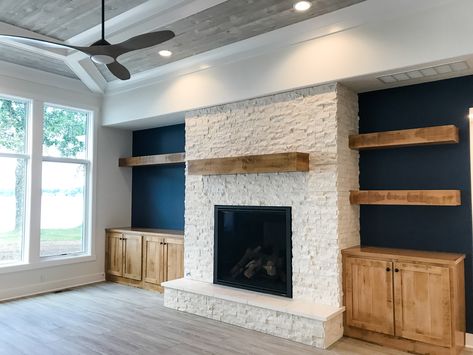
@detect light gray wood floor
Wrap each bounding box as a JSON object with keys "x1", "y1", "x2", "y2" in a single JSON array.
[{"x1": 0, "y1": 282, "x2": 470, "y2": 355}]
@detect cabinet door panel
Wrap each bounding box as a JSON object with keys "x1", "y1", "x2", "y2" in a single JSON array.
[
  {"x1": 123, "y1": 234, "x2": 143, "y2": 281},
  {"x1": 165, "y1": 239, "x2": 184, "y2": 281},
  {"x1": 106, "y1": 233, "x2": 123, "y2": 276},
  {"x1": 394, "y1": 262, "x2": 451, "y2": 347},
  {"x1": 143, "y1": 236, "x2": 165, "y2": 285},
  {"x1": 345, "y1": 256, "x2": 394, "y2": 335}
]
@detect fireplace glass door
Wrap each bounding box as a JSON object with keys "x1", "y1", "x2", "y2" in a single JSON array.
[{"x1": 214, "y1": 205, "x2": 292, "y2": 298}]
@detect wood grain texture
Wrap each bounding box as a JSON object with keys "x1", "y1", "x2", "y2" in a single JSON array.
[
  {"x1": 345, "y1": 256, "x2": 394, "y2": 335},
  {"x1": 106, "y1": 232, "x2": 123, "y2": 277},
  {"x1": 107, "y1": 227, "x2": 184, "y2": 237},
  {"x1": 394, "y1": 262, "x2": 451, "y2": 347},
  {"x1": 349, "y1": 125, "x2": 459, "y2": 150},
  {"x1": 123, "y1": 234, "x2": 142, "y2": 281},
  {"x1": 106, "y1": 230, "x2": 184, "y2": 293},
  {"x1": 342, "y1": 246, "x2": 466, "y2": 355},
  {"x1": 143, "y1": 235, "x2": 165, "y2": 285},
  {"x1": 349, "y1": 190, "x2": 461, "y2": 206},
  {"x1": 187, "y1": 152, "x2": 309, "y2": 175},
  {"x1": 0, "y1": 282, "x2": 430, "y2": 355},
  {"x1": 118, "y1": 153, "x2": 185, "y2": 167},
  {"x1": 97, "y1": 0, "x2": 366, "y2": 81},
  {"x1": 0, "y1": 0, "x2": 146, "y2": 40},
  {"x1": 342, "y1": 246, "x2": 465, "y2": 265},
  {"x1": 0, "y1": 42, "x2": 78, "y2": 78},
  {"x1": 344, "y1": 326, "x2": 459, "y2": 355},
  {"x1": 165, "y1": 238, "x2": 184, "y2": 281}
]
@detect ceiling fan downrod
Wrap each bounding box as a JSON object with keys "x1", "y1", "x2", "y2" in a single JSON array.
[{"x1": 90, "y1": 0, "x2": 114, "y2": 64}]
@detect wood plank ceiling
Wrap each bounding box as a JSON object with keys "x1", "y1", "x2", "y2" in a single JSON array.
[
  {"x1": 0, "y1": 0, "x2": 364, "y2": 83},
  {"x1": 98, "y1": 0, "x2": 365, "y2": 81}
]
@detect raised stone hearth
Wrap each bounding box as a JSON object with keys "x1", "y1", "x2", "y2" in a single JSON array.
[
  {"x1": 163, "y1": 82, "x2": 360, "y2": 348},
  {"x1": 162, "y1": 278, "x2": 344, "y2": 348}
]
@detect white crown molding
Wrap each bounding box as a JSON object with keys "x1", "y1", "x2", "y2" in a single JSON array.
[{"x1": 0, "y1": 0, "x2": 457, "y2": 96}]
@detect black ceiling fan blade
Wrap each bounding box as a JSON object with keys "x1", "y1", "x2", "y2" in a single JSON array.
[
  {"x1": 114, "y1": 30, "x2": 175, "y2": 55},
  {"x1": 0, "y1": 34, "x2": 78, "y2": 51},
  {"x1": 107, "y1": 61, "x2": 131, "y2": 80},
  {"x1": 0, "y1": 34, "x2": 108, "y2": 56}
]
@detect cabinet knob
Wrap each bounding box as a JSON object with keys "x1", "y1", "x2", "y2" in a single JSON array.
[
  {"x1": 395, "y1": 268, "x2": 399, "y2": 273},
  {"x1": 386, "y1": 267, "x2": 391, "y2": 272}
]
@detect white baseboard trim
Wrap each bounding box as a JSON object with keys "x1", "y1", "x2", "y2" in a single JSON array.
[
  {"x1": 0, "y1": 273, "x2": 105, "y2": 301},
  {"x1": 466, "y1": 333, "x2": 473, "y2": 349}
]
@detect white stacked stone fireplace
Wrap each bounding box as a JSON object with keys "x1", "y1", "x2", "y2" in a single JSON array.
[{"x1": 162, "y1": 83, "x2": 360, "y2": 348}]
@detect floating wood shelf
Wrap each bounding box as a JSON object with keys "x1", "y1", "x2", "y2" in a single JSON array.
[
  {"x1": 349, "y1": 125, "x2": 459, "y2": 150},
  {"x1": 349, "y1": 190, "x2": 461, "y2": 206},
  {"x1": 119, "y1": 153, "x2": 185, "y2": 167},
  {"x1": 187, "y1": 152, "x2": 309, "y2": 175}
]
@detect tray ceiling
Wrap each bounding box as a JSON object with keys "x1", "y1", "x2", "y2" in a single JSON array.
[
  {"x1": 0, "y1": 0, "x2": 365, "y2": 88},
  {"x1": 0, "y1": 42, "x2": 77, "y2": 78},
  {"x1": 98, "y1": 0, "x2": 364, "y2": 81}
]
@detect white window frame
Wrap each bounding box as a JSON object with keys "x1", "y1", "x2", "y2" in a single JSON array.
[
  {"x1": 0, "y1": 94, "x2": 31, "y2": 266},
  {"x1": 40, "y1": 103, "x2": 93, "y2": 259},
  {"x1": 0, "y1": 94, "x2": 96, "y2": 272}
]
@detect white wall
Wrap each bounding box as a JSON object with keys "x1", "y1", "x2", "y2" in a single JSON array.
[
  {"x1": 0, "y1": 63, "x2": 133, "y2": 300},
  {"x1": 102, "y1": 0, "x2": 473, "y2": 127}
]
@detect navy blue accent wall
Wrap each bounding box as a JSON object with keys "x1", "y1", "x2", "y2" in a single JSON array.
[
  {"x1": 131, "y1": 124, "x2": 185, "y2": 230},
  {"x1": 359, "y1": 76, "x2": 473, "y2": 332}
]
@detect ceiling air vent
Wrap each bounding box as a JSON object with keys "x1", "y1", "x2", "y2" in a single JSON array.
[{"x1": 377, "y1": 61, "x2": 470, "y2": 84}]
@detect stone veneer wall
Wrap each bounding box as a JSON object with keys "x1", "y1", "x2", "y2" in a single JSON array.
[
  {"x1": 184, "y1": 83, "x2": 359, "y2": 307},
  {"x1": 164, "y1": 287, "x2": 343, "y2": 348}
]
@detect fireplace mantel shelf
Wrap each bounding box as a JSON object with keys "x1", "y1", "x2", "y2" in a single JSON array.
[
  {"x1": 187, "y1": 152, "x2": 309, "y2": 175},
  {"x1": 162, "y1": 278, "x2": 344, "y2": 322}
]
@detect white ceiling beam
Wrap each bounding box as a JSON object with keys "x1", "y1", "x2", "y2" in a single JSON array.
[{"x1": 64, "y1": 56, "x2": 107, "y2": 94}]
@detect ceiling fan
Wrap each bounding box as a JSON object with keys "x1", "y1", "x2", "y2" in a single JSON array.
[{"x1": 0, "y1": 0, "x2": 175, "y2": 81}]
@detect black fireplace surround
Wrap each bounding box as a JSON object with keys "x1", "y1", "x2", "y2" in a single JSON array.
[{"x1": 214, "y1": 205, "x2": 292, "y2": 298}]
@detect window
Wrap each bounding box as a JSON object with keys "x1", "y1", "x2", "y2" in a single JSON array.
[
  {"x1": 40, "y1": 104, "x2": 91, "y2": 257},
  {"x1": 0, "y1": 96, "x2": 29, "y2": 264},
  {"x1": 0, "y1": 94, "x2": 93, "y2": 268}
]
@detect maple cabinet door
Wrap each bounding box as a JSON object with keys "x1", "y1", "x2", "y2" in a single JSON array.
[
  {"x1": 165, "y1": 238, "x2": 184, "y2": 281},
  {"x1": 345, "y1": 256, "x2": 395, "y2": 335},
  {"x1": 394, "y1": 262, "x2": 451, "y2": 347},
  {"x1": 123, "y1": 234, "x2": 143, "y2": 281},
  {"x1": 106, "y1": 232, "x2": 123, "y2": 277},
  {"x1": 143, "y1": 236, "x2": 165, "y2": 285}
]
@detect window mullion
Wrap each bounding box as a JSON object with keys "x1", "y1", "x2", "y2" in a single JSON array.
[{"x1": 26, "y1": 99, "x2": 44, "y2": 264}]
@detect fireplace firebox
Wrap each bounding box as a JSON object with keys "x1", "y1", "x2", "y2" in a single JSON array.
[{"x1": 214, "y1": 205, "x2": 292, "y2": 297}]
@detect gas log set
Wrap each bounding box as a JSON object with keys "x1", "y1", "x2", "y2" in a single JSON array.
[{"x1": 230, "y1": 246, "x2": 287, "y2": 282}]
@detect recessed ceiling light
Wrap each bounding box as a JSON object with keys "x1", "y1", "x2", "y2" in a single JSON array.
[
  {"x1": 159, "y1": 50, "x2": 172, "y2": 57},
  {"x1": 294, "y1": 1, "x2": 311, "y2": 12}
]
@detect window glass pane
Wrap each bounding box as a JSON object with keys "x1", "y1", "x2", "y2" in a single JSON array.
[
  {"x1": 0, "y1": 97, "x2": 28, "y2": 154},
  {"x1": 0, "y1": 157, "x2": 26, "y2": 263},
  {"x1": 43, "y1": 105, "x2": 88, "y2": 159},
  {"x1": 40, "y1": 162, "x2": 86, "y2": 257}
]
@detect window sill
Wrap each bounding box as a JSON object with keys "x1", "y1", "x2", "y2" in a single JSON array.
[{"x1": 0, "y1": 254, "x2": 96, "y2": 274}]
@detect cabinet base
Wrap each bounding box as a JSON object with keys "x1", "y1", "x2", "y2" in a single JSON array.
[
  {"x1": 106, "y1": 274, "x2": 163, "y2": 293},
  {"x1": 344, "y1": 326, "x2": 463, "y2": 355}
]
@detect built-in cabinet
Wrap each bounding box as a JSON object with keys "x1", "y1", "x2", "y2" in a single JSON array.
[
  {"x1": 106, "y1": 228, "x2": 184, "y2": 292},
  {"x1": 342, "y1": 246, "x2": 465, "y2": 355}
]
